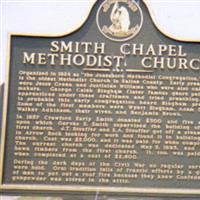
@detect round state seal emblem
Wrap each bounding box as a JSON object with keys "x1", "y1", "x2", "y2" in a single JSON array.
[{"x1": 96, "y1": 0, "x2": 143, "y2": 42}]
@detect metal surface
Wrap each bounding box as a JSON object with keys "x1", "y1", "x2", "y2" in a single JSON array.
[{"x1": 1, "y1": 0, "x2": 200, "y2": 197}]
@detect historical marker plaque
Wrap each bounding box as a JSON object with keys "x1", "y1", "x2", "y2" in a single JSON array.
[{"x1": 1, "y1": 0, "x2": 200, "y2": 196}]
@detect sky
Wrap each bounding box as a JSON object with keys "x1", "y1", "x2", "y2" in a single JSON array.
[{"x1": 1, "y1": 0, "x2": 200, "y2": 85}]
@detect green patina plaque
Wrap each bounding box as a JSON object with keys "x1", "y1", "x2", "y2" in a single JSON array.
[{"x1": 1, "y1": 0, "x2": 200, "y2": 197}]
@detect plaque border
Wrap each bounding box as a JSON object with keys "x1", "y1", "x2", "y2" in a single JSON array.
[
  {"x1": 1, "y1": 0, "x2": 200, "y2": 196},
  {"x1": 1, "y1": 184, "x2": 200, "y2": 196}
]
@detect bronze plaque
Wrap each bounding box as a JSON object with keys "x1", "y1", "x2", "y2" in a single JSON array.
[{"x1": 1, "y1": 0, "x2": 200, "y2": 196}]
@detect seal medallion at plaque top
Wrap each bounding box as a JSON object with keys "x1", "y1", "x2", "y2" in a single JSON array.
[{"x1": 97, "y1": 0, "x2": 143, "y2": 41}]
